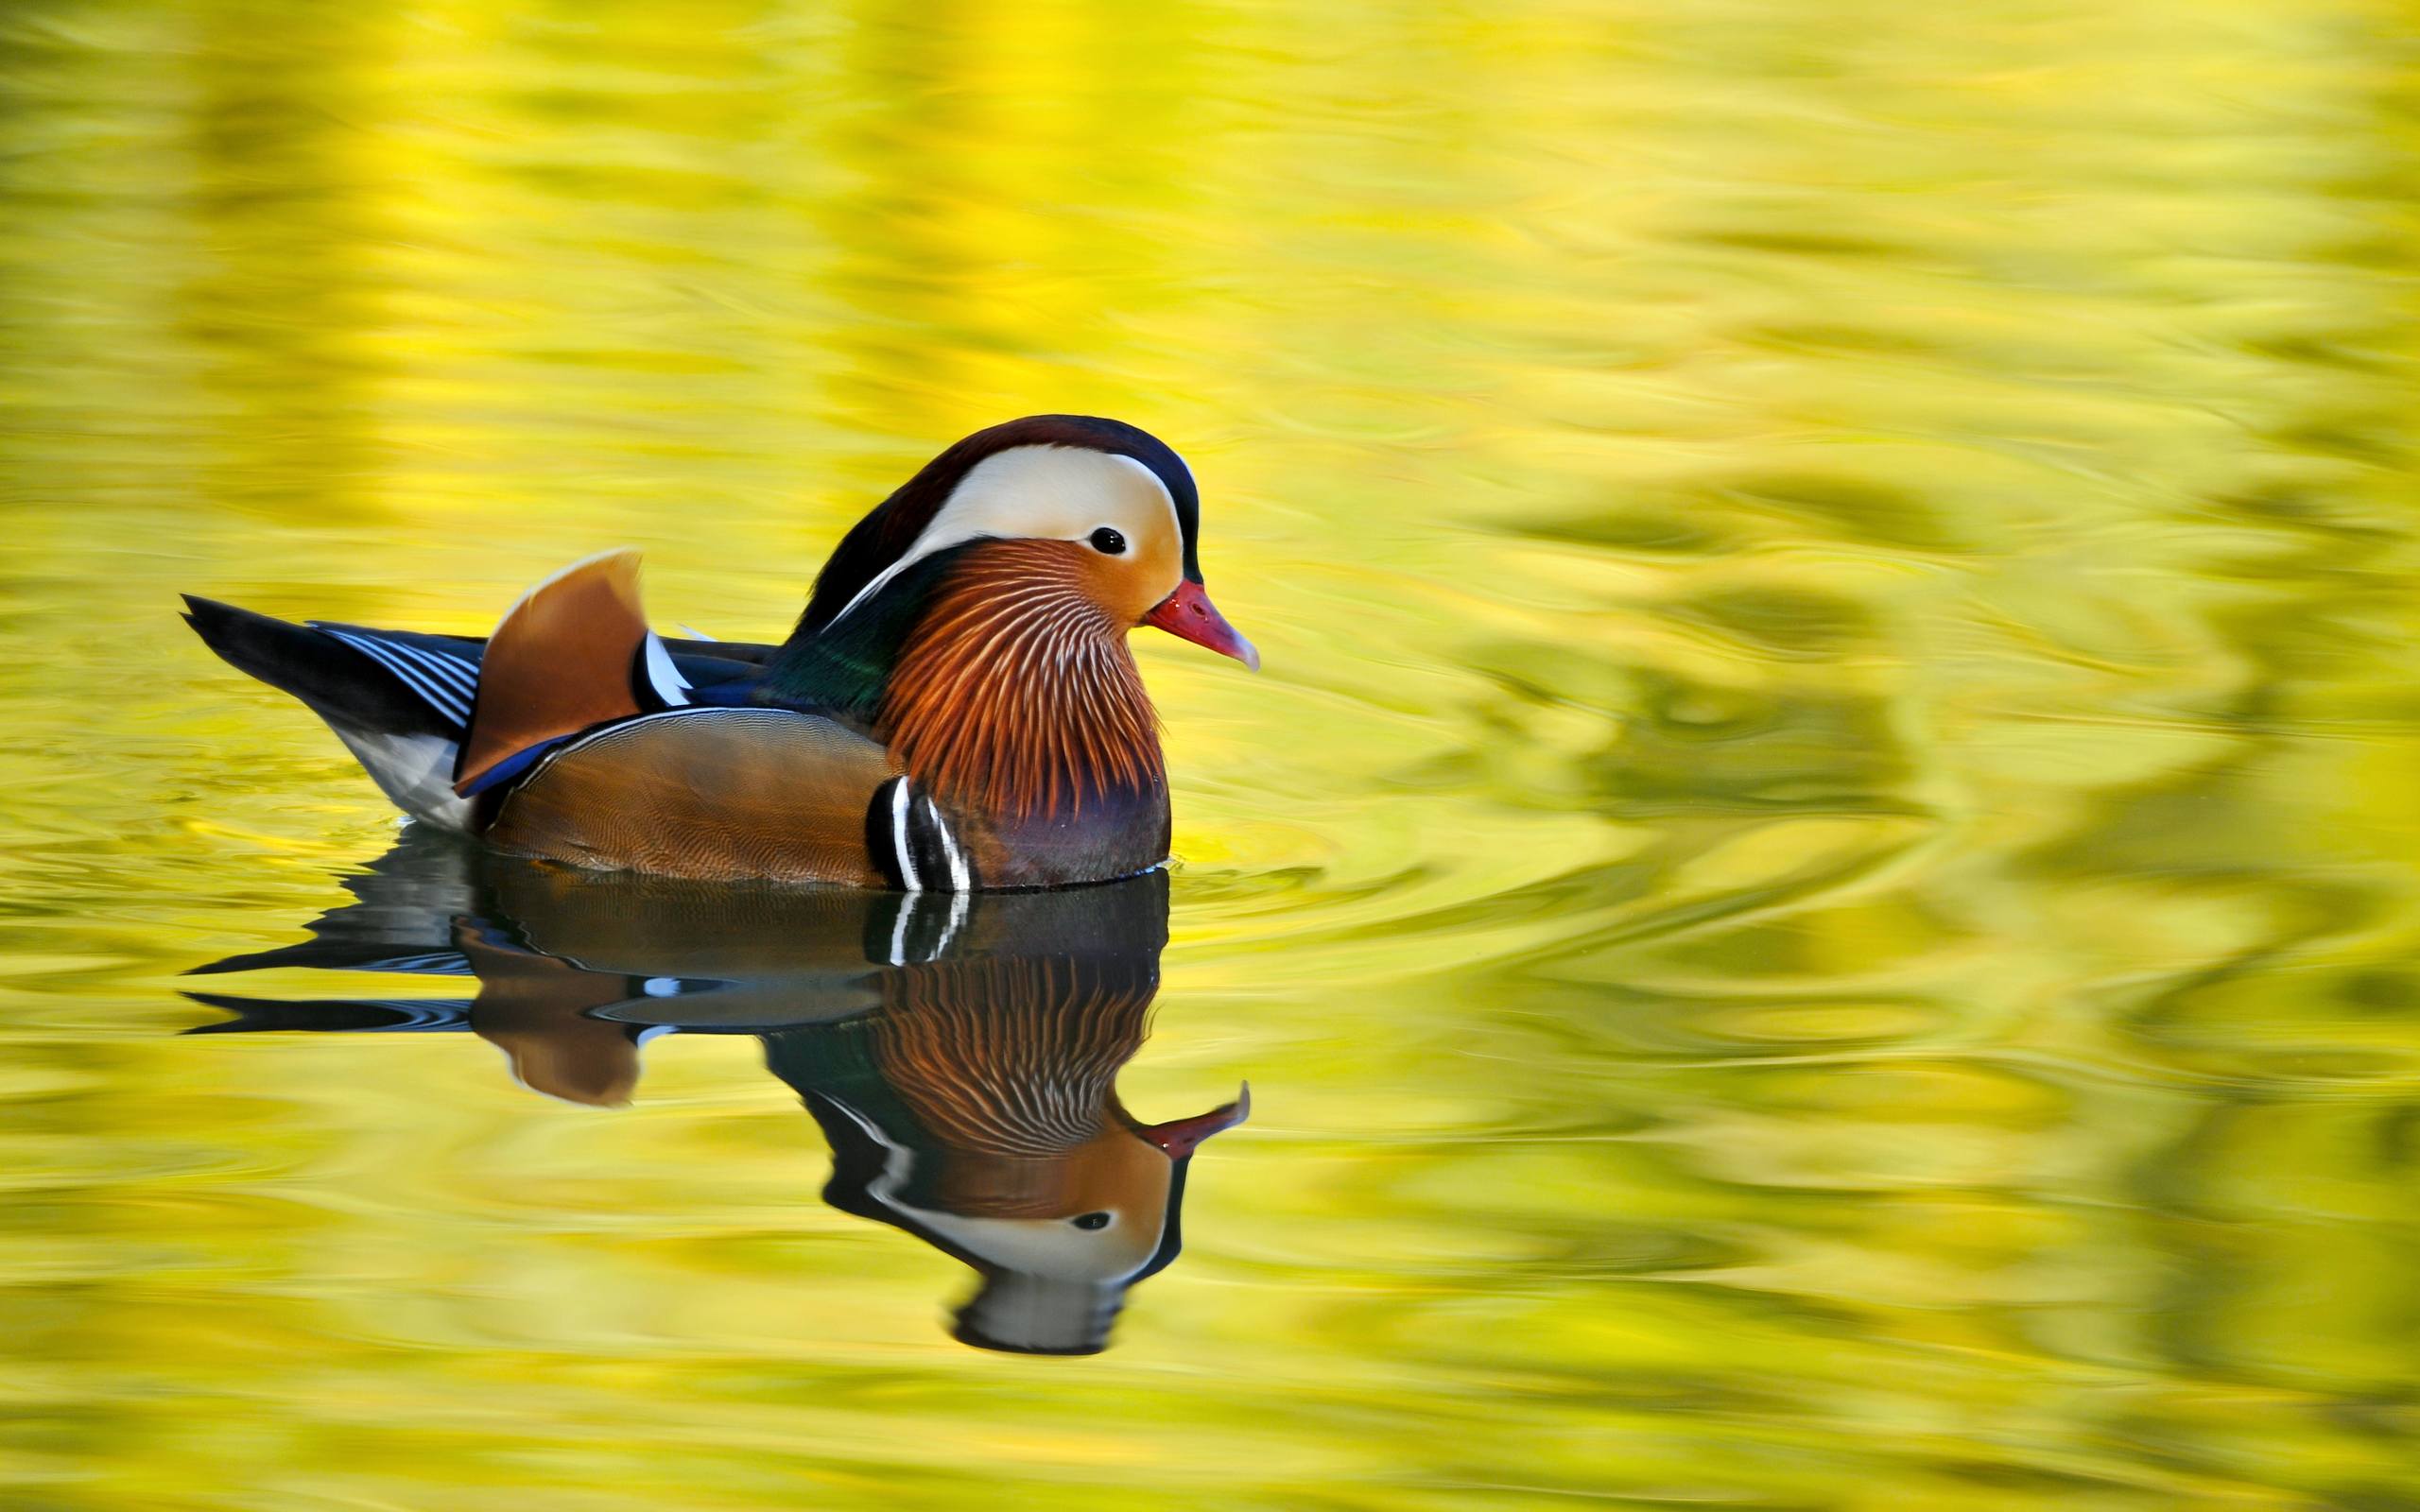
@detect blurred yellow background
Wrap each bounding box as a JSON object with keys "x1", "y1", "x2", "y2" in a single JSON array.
[{"x1": 3, "y1": 0, "x2": 2418, "y2": 1507}]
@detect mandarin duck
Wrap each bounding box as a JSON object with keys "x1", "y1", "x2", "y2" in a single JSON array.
[
  {"x1": 182, "y1": 416, "x2": 1258, "y2": 889},
  {"x1": 188, "y1": 837, "x2": 1249, "y2": 1353}
]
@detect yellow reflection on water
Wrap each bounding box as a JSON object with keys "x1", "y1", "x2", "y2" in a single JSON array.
[{"x1": 5, "y1": 0, "x2": 2420, "y2": 1507}]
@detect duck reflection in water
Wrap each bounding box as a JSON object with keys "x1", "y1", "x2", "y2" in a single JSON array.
[{"x1": 185, "y1": 830, "x2": 1250, "y2": 1355}]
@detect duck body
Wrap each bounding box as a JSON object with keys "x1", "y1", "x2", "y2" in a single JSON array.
[{"x1": 182, "y1": 416, "x2": 1255, "y2": 890}]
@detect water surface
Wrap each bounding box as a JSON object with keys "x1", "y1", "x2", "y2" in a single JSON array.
[{"x1": 4, "y1": 1, "x2": 2419, "y2": 1507}]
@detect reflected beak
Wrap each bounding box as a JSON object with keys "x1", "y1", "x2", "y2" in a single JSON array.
[
  {"x1": 1140, "y1": 1081, "x2": 1252, "y2": 1158},
  {"x1": 1144, "y1": 580, "x2": 1260, "y2": 671}
]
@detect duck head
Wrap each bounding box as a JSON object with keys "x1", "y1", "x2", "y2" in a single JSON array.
[
  {"x1": 807, "y1": 1066, "x2": 1251, "y2": 1357},
  {"x1": 796, "y1": 415, "x2": 1258, "y2": 670},
  {"x1": 764, "y1": 417, "x2": 1261, "y2": 830}
]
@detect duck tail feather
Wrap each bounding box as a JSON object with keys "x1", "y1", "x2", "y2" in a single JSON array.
[{"x1": 182, "y1": 594, "x2": 458, "y2": 738}]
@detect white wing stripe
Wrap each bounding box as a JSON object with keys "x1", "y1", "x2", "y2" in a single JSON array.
[
  {"x1": 383, "y1": 638, "x2": 478, "y2": 696},
  {"x1": 363, "y1": 641, "x2": 469, "y2": 720},
  {"x1": 329, "y1": 632, "x2": 428, "y2": 700},
  {"x1": 329, "y1": 630, "x2": 471, "y2": 723}
]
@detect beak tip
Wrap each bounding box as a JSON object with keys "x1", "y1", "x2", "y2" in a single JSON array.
[
  {"x1": 1144, "y1": 580, "x2": 1259, "y2": 671},
  {"x1": 1142, "y1": 1080, "x2": 1253, "y2": 1156}
]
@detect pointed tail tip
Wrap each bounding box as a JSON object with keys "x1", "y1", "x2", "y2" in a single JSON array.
[{"x1": 178, "y1": 593, "x2": 260, "y2": 655}]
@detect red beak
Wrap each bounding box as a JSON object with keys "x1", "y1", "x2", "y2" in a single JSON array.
[
  {"x1": 1144, "y1": 580, "x2": 1260, "y2": 671},
  {"x1": 1139, "y1": 1082, "x2": 1251, "y2": 1158}
]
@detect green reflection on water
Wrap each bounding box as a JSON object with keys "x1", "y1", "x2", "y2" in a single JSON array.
[{"x1": 4, "y1": 0, "x2": 2419, "y2": 1507}]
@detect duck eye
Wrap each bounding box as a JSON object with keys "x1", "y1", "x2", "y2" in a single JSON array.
[
  {"x1": 1070, "y1": 1211, "x2": 1113, "y2": 1230},
  {"x1": 1088, "y1": 527, "x2": 1127, "y2": 556}
]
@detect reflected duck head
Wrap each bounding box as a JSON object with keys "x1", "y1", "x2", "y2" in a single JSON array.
[
  {"x1": 807, "y1": 1070, "x2": 1252, "y2": 1356},
  {"x1": 777, "y1": 937, "x2": 1246, "y2": 1355},
  {"x1": 948, "y1": 1084, "x2": 1251, "y2": 1355}
]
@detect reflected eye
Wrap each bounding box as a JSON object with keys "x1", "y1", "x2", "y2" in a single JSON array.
[
  {"x1": 1070, "y1": 1211, "x2": 1113, "y2": 1230},
  {"x1": 1088, "y1": 527, "x2": 1127, "y2": 556}
]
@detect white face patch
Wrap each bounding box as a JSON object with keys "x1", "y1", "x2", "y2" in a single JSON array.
[
  {"x1": 824, "y1": 445, "x2": 1186, "y2": 629},
  {"x1": 902, "y1": 1204, "x2": 1165, "y2": 1282}
]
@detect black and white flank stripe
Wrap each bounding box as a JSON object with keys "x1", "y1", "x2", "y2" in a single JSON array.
[
  {"x1": 868, "y1": 888, "x2": 969, "y2": 967},
  {"x1": 865, "y1": 776, "x2": 976, "y2": 894}
]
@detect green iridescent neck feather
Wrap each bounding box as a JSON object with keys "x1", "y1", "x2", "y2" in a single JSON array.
[{"x1": 758, "y1": 547, "x2": 972, "y2": 718}]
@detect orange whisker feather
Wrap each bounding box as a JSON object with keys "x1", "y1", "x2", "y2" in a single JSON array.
[{"x1": 877, "y1": 541, "x2": 1166, "y2": 822}]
